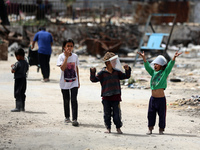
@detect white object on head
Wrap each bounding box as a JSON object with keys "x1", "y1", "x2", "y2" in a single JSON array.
[
  {"x1": 151, "y1": 55, "x2": 167, "y2": 66},
  {"x1": 106, "y1": 55, "x2": 124, "y2": 72}
]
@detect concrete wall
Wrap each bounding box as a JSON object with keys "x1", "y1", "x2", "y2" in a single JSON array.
[{"x1": 193, "y1": 2, "x2": 200, "y2": 23}]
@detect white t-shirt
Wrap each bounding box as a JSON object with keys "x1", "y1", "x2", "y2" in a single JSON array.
[{"x1": 57, "y1": 53, "x2": 79, "y2": 89}]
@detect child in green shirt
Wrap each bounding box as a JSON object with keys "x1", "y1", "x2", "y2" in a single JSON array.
[{"x1": 137, "y1": 51, "x2": 182, "y2": 135}]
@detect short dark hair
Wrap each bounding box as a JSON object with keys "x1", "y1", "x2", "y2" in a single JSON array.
[
  {"x1": 39, "y1": 27, "x2": 46, "y2": 31},
  {"x1": 15, "y1": 48, "x2": 25, "y2": 57},
  {"x1": 62, "y1": 39, "x2": 74, "y2": 52}
]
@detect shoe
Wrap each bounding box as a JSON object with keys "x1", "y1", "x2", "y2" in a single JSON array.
[
  {"x1": 11, "y1": 108, "x2": 20, "y2": 112},
  {"x1": 72, "y1": 120, "x2": 79, "y2": 126},
  {"x1": 41, "y1": 78, "x2": 50, "y2": 82},
  {"x1": 64, "y1": 118, "x2": 71, "y2": 123}
]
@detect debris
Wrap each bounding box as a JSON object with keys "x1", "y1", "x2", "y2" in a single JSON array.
[
  {"x1": 0, "y1": 39, "x2": 8, "y2": 60},
  {"x1": 83, "y1": 38, "x2": 122, "y2": 57},
  {"x1": 173, "y1": 95, "x2": 200, "y2": 106}
]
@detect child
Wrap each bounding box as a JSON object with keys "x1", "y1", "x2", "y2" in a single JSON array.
[
  {"x1": 90, "y1": 52, "x2": 131, "y2": 134},
  {"x1": 137, "y1": 51, "x2": 182, "y2": 135},
  {"x1": 57, "y1": 39, "x2": 80, "y2": 126},
  {"x1": 11, "y1": 48, "x2": 29, "y2": 112}
]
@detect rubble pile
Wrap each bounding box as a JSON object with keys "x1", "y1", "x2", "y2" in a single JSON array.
[
  {"x1": 0, "y1": 26, "x2": 30, "y2": 47},
  {"x1": 173, "y1": 95, "x2": 200, "y2": 106},
  {"x1": 77, "y1": 24, "x2": 142, "y2": 57}
]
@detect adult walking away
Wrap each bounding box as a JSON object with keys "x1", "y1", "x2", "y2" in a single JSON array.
[{"x1": 31, "y1": 27, "x2": 53, "y2": 82}]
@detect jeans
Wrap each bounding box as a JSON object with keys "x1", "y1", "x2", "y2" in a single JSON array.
[
  {"x1": 148, "y1": 96, "x2": 166, "y2": 129},
  {"x1": 102, "y1": 100, "x2": 122, "y2": 129},
  {"x1": 38, "y1": 53, "x2": 50, "y2": 79},
  {"x1": 61, "y1": 87, "x2": 78, "y2": 120}
]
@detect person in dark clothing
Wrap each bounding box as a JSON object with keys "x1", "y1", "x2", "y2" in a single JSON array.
[
  {"x1": 90, "y1": 52, "x2": 131, "y2": 134},
  {"x1": 11, "y1": 48, "x2": 29, "y2": 112}
]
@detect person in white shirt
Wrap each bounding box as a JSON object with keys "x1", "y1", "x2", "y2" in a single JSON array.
[{"x1": 57, "y1": 39, "x2": 80, "y2": 126}]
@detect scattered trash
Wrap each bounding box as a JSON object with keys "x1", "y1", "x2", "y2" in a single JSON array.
[{"x1": 172, "y1": 95, "x2": 200, "y2": 106}]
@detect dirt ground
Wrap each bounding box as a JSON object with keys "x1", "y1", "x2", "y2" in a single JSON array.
[{"x1": 0, "y1": 52, "x2": 200, "y2": 150}]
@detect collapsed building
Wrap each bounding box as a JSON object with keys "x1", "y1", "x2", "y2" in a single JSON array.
[{"x1": 1, "y1": 1, "x2": 200, "y2": 61}]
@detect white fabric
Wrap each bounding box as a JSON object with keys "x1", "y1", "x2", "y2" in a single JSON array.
[
  {"x1": 57, "y1": 53, "x2": 79, "y2": 89},
  {"x1": 151, "y1": 55, "x2": 167, "y2": 66}
]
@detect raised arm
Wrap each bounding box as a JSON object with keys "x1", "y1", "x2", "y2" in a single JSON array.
[
  {"x1": 118, "y1": 64, "x2": 131, "y2": 80},
  {"x1": 137, "y1": 51, "x2": 154, "y2": 76},
  {"x1": 137, "y1": 51, "x2": 147, "y2": 62},
  {"x1": 172, "y1": 51, "x2": 182, "y2": 61},
  {"x1": 90, "y1": 68, "x2": 100, "y2": 82},
  {"x1": 60, "y1": 48, "x2": 71, "y2": 71}
]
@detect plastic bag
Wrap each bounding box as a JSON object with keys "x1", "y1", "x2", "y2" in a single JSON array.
[{"x1": 109, "y1": 55, "x2": 124, "y2": 72}]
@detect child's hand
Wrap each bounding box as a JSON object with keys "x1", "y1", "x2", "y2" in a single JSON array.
[
  {"x1": 64, "y1": 48, "x2": 71, "y2": 57},
  {"x1": 137, "y1": 51, "x2": 146, "y2": 62},
  {"x1": 172, "y1": 51, "x2": 182, "y2": 61},
  {"x1": 11, "y1": 64, "x2": 14, "y2": 67},
  {"x1": 137, "y1": 51, "x2": 145, "y2": 58},
  {"x1": 90, "y1": 67, "x2": 96, "y2": 72},
  {"x1": 123, "y1": 64, "x2": 129, "y2": 70},
  {"x1": 174, "y1": 51, "x2": 182, "y2": 57}
]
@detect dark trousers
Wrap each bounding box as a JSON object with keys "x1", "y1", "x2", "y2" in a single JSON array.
[
  {"x1": 148, "y1": 96, "x2": 166, "y2": 129},
  {"x1": 61, "y1": 87, "x2": 78, "y2": 120},
  {"x1": 14, "y1": 78, "x2": 27, "y2": 109},
  {"x1": 38, "y1": 53, "x2": 50, "y2": 79},
  {"x1": 102, "y1": 100, "x2": 122, "y2": 129}
]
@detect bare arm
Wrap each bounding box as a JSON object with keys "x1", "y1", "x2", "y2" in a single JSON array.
[
  {"x1": 60, "y1": 56, "x2": 68, "y2": 71},
  {"x1": 31, "y1": 41, "x2": 36, "y2": 49},
  {"x1": 137, "y1": 51, "x2": 154, "y2": 75},
  {"x1": 76, "y1": 66, "x2": 80, "y2": 88},
  {"x1": 60, "y1": 48, "x2": 71, "y2": 71}
]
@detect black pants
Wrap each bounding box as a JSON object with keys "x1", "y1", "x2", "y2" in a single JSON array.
[
  {"x1": 61, "y1": 87, "x2": 78, "y2": 120},
  {"x1": 14, "y1": 78, "x2": 27, "y2": 109},
  {"x1": 38, "y1": 53, "x2": 50, "y2": 79},
  {"x1": 102, "y1": 100, "x2": 122, "y2": 129},
  {"x1": 148, "y1": 96, "x2": 166, "y2": 129}
]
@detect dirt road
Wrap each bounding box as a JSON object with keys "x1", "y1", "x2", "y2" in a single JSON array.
[{"x1": 0, "y1": 53, "x2": 200, "y2": 150}]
